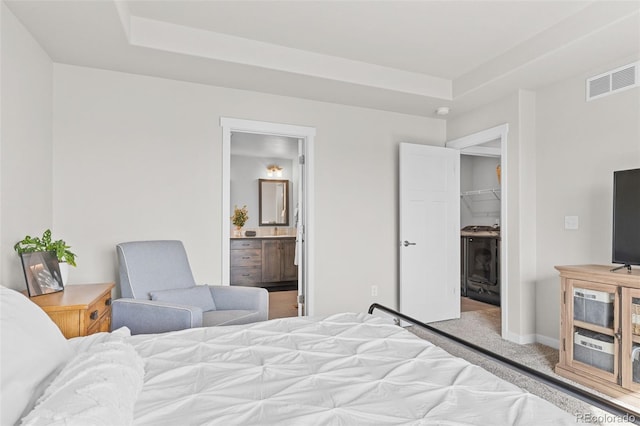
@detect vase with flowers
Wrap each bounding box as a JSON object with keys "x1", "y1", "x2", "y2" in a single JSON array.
[{"x1": 231, "y1": 205, "x2": 249, "y2": 237}]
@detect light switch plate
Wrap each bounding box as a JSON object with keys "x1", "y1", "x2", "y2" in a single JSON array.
[{"x1": 565, "y1": 216, "x2": 579, "y2": 230}]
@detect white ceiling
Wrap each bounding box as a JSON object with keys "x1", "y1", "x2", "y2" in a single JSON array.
[{"x1": 5, "y1": 0, "x2": 640, "y2": 118}]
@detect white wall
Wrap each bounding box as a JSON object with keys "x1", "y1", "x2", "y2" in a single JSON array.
[
  {"x1": 50, "y1": 64, "x2": 446, "y2": 314},
  {"x1": 535, "y1": 58, "x2": 640, "y2": 342},
  {"x1": 230, "y1": 155, "x2": 295, "y2": 231},
  {"x1": 0, "y1": 4, "x2": 53, "y2": 289},
  {"x1": 518, "y1": 90, "x2": 538, "y2": 343}
]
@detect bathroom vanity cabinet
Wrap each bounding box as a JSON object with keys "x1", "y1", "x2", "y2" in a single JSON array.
[
  {"x1": 230, "y1": 239, "x2": 262, "y2": 285},
  {"x1": 261, "y1": 238, "x2": 297, "y2": 283},
  {"x1": 231, "y1": 237, "x2": 297, "y2": 288}
]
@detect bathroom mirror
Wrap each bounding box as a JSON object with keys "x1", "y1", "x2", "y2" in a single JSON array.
[{"x1": 259, "y1": 179, "x2": 289, "y2": 226}]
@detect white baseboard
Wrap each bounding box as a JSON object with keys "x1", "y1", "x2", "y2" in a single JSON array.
[
  {"x1": 504, "y1": 331, "x2": 559, "y2": 349},
  {"x1": 504, "y1": 331, "x2": 537, "y2": 345},
  {"x1": 535, "y1": 334, "x2": 559, "y2": 349},
  {"x1": 503, "y1": 333, "x2": 560, "y2": 349}
]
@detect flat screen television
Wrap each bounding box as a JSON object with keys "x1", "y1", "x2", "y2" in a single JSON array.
[{"x1": 612, "y1": 168, "x2": 640, "y2": 271}]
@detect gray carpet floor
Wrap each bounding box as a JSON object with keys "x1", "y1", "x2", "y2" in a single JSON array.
[{"x1": 408, "y1": 308, "x2": 638, "y2": 425}]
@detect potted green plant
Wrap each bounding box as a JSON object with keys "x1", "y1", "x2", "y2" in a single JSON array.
[
  {"x1": 231, "y1": 205, "x2": 249, "y2": 237},
  {"x1": 14, "y1": 229, "x2": 77, "y2": 284}
]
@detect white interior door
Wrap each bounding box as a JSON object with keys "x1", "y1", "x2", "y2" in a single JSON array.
[{"x1": 400, "y1": 143, "x2": 460, "y2": 323}]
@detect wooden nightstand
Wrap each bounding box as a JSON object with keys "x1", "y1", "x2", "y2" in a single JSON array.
[{"x1": 25, "y1": 283, "x2": 115, "y2": 338}]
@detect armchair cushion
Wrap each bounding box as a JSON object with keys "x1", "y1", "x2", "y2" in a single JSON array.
[
  {"x1": 150, "y1": 285, "x2": 216, "y2": 312},
  {"x1": 117, "y1": 240, "x2": 196, "y2": 299}
]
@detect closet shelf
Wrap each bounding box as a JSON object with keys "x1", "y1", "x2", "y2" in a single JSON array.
[
  {"x1": 460, "y1": 188, "x2": 501, "y2": 199},
  {"x1": 460, "y1": 188, "x2": 501, "y2": 215}
]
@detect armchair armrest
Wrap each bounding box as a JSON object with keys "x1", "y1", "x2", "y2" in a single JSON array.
[
  {"x1": 209, "y1": 286, "x2": 268, "y2": 319},
  {"x1": 112, "y1": 298, "x2": 203, "y2": 335}
]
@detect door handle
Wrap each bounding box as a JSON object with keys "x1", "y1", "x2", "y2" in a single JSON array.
[{"x1": 403, "y1": 240, "x2": 416, "y2": 247}]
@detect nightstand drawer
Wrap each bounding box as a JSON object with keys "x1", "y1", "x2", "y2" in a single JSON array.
[
  {"x1": 85, "y1": 291, "x2": 112, "y2": 329},
  {"x1": 87, "y1": 312, "x2": 111, "y2": 335}
]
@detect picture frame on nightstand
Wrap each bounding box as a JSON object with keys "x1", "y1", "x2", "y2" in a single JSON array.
[{"x1": 20, "y1": 251, "x2": 64, "y2": 297}]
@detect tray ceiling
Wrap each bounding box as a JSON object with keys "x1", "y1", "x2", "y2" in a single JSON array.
[{"x1": 5, "y1": 0, "x2": 640, "y2": 117}]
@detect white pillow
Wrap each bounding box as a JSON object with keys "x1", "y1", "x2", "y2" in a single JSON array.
[
  {"x1": 20, "y1": 339, "x2": 145, "y2": 426},
  {"x1": 0, "y1": 286, "x2": 71, "y2": 426}
]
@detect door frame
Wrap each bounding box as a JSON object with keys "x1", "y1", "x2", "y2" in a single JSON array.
[
  {"x1": 220, "y1": 117, "x2": 317, "y2": 315},
  {"x1": 446, "y1": 123, "x2": 509, "y2": 340}
]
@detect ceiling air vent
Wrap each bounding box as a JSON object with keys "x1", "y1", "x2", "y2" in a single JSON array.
[{"x1": 587, "y1": 61, "x2": 639, "y2": 101}]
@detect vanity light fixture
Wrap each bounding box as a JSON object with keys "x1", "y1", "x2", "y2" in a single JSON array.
[{"x1": 267, "y1": 165, "x2": 283, "y2": 178}]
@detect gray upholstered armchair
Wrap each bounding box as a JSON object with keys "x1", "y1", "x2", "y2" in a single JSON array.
[{"x1": 111, "y1": 240, "x2": 268, "y2": 335}]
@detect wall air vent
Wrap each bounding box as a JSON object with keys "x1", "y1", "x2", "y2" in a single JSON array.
[{"x1": 586, "y1": 61, "x2": 639, "y2": 101}]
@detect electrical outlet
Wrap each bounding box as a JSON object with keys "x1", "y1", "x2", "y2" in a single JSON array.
[{"x1": 371, "y1": 285, "x2": 378, "y2": 297}]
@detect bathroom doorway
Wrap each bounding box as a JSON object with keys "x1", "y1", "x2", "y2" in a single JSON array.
[{"x1": 220, "y1": 118, "x2": 316, "y2": 317}]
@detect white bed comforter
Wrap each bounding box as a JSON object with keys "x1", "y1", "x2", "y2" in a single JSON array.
[{"x1": 127, "y1": 313, "x2": 574, "y2": 425}]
